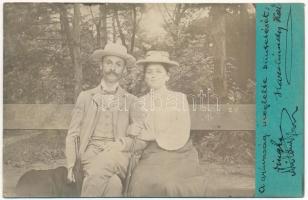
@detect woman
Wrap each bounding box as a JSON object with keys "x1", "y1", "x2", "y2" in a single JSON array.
[{"x1": 127, "y1": 51, "x2": 205, "y2": 197}]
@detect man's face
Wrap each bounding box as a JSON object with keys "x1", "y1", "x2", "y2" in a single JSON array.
[{"x1": 101, "y1": 55, "x2": 125, "y2": 83}]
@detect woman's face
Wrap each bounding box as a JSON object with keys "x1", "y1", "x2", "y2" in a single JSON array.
[{"x1": 145, "y1": 63, "x2": 169, "y2": 90}]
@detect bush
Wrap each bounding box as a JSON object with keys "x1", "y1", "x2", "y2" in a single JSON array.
[{"x1": 192, "y1": 130, "x2": 255, "y2": 165}]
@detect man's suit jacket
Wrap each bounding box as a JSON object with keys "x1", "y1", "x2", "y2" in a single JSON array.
[{"x1": 65, "y1": 85, "x2": 140, "y2": 169}]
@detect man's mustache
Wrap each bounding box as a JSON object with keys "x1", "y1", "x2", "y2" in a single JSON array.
[{"x1": 105, "y1": 70, "x2": 121, "y2": 76}]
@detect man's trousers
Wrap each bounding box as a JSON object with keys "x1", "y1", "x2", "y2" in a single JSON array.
[{"x1": 80, "y1": 144, "x2": 129, "y2": 197}]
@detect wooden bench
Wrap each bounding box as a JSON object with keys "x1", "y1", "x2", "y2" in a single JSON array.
[
  {"x1": 3, "y1": 104, "x2": 255, "y2": 197},
  {"x1": 3, "y1": 104, "x2": 255, "y2": 130}
]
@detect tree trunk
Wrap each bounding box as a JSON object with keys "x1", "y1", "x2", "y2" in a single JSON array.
[
  {"x1": 100, "y1": 4, "x2": 108, "y2": 47},
  {"x1": 72, "y1": 4, "x2": 82, "y2": 100},
  {"x1": 96, "y1": 23, "x2": 101, "y2": 48},
  {"x1": 114, "y1": 7, "x2": 127, "y2": 48},
  {"x1": 171, "y1": 4, "x2": 188, "y2": 56},
  {"x1": 211, "y1": 5, "x2": 227, "y2": 97},
  {"x1": 89, "y1": 5, "x2": 101, "y2": 48},
  {"x1": 112, "y1": 12, "x2": 116, "y2": 42},
  {"x1": 238, "y1": 4, "x2": 254, "y2": 87},
  {"x1": 59, "y1": 5, "x2": 76, "y2": 103},
  {"x1": 59, "y1": 6, "x2": 75, "y2": 62},
  {"x1": 130, "y1": 5, "x2": 137, "y2": 53}
]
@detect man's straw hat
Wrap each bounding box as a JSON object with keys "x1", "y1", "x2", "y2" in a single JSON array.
[{"x1": 91, "y1": 43, "x2": 136, "y2": 66}]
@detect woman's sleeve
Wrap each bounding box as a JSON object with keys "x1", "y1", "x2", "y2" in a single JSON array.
[
  {"x1": 121, "y1": 97, "x2": 149, "y2": 152},
  {"x1": 155, "y1": 93, "x2": 191, "y2": 150},
  {"x1": 182, "y1": 94, "x2": 191, "y2": 130},
  {"x1": 137, "y1": 127, "x2": 156, "y2": 141},
  {"x1": 171, "y1": 93, "x2": 191, "y2": 138}
]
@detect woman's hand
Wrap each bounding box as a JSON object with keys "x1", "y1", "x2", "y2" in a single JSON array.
[
  {"x1": 67, "y1": 167, "x2": 75, "y2": 183},
  {"x1": 127, "y1": 123, "x2": 143, "y2": 137},
  {"x1": 138, "y1": 128, "x2": 156, "y2": 141}
]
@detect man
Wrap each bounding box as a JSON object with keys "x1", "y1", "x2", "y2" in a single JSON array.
[{"x1": 65, "y1": 43, "x2": 146, "y2": 197}]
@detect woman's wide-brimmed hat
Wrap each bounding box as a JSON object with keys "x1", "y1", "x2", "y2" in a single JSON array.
[
  {"x1": 136, "y1": 51, "x2": 179, "y2": 68},
  {"x1": 90, "y1": 43, "x2": 136, "y2": 66}
]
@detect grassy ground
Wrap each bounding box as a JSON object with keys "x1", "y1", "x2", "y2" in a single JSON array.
[
  {"x1": 3, "y1": 130, "x2": 65, "y2": 168},
  {"x1": 3, "y1": 131, "x2": 255, "y2": 197}
]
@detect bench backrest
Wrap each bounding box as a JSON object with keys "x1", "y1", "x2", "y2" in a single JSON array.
[{"x1": 3, "y1": 104, "x2": 255, "y2": 131}]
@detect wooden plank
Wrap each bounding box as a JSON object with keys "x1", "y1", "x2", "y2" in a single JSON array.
[
  {"x1": 3, "y1": 104, "x2": 255, "y2": 130},
  {"x1": 4, "y1": 104, "x2": 74, "y2": 130},
  {"x1": 190, "y1": 104, "x2": 255, "y2": 130}
]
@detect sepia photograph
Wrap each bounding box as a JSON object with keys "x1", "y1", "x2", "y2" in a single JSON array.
[{"x1": 3, "y1": 2, "x2": 256, "y2": 197}]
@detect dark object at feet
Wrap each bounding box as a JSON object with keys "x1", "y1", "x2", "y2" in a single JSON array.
[{"x1": 15, "y1": 166, "x2": 78, "y2": 197}]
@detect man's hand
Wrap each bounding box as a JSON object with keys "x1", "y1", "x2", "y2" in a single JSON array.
[
  {"x1": 127, "y1": 123, "x2": 143, "y2": 137},
  {"x1": 67, "y1": 167, "x2": 75, "y2": 183},
  {"x1": 104, "y1": 140, "x2": 125, "y2": 152}
]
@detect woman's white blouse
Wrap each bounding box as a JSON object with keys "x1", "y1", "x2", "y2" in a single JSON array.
[{"x1": 138, "y1": 89, "x2": 191, "y2": 150}]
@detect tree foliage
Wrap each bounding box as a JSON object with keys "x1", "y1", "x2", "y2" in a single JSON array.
[{"x1": 4, "y1": 3, "x2": 255, "y2": 104}]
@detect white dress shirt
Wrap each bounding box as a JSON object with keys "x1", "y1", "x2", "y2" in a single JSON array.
[
  {"x1": 100, "y1": 79, "x2": 119, "y2": 110},
  {"x1": 138, "y1": 88, "x2": 191, "y2": 150}
]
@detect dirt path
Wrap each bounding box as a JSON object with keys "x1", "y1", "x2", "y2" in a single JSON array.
[{"x1": 3, "y1": 160, "x2": 254, "y2": 197}]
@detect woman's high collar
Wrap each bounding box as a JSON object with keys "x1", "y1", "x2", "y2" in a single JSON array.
[{"x1": 150, "y1": 85, "x2": 169, "y2": 96}]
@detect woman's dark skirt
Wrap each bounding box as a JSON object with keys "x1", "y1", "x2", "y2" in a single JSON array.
[{"x1": 128, "y1": 140, "x2": 206, "y2": 197}]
